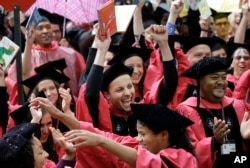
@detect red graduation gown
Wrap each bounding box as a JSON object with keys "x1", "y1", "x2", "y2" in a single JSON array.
[
  {"x1": 233, "y1": 69, "x2": 250, "y2": 100},
  {"x1": 76, "y1": 83, "x2": 112, "y2": 132},
  {"x1": 143, "y1": 40, "x2": 163, "y2": 95},
  {"x1": 176, "y1": 96, "x2": 250, "y2": 168},
  {"x1": 75, "y1": 122, "x2": 198, "y2": 168},
  {"x1": 136, "y1": 147, "x2": 198, "y2": 168}
]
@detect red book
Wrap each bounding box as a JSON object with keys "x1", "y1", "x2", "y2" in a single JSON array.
[{"x1": 97, "y1": 0, "x2": 117, "y2": 40}]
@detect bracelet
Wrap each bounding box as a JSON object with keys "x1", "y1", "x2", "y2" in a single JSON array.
[{"x1": 201, "y1": 29, "x2": 209, "y2": 32}]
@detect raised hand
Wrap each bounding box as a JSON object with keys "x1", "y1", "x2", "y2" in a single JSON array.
[
  {"x1": 30, "y1": 93, "x2": 43, "y2": 123},
  {"x1": 213, "y1": 117, "x2": 230, "y2": 144},
  {"x1": 25, "y1": 22, "x2": 36, "y2": 45},
  {"x1": 59, "y1": 87, "x2": 72, "y2": 113},
  {"x1": 29, "y1": 97, "x2": 61, "y2": 118},
  {"x1": 145, "y1": 24, "x2": 168, "y2": 45},
  {"x1": 50, "y1": 127, "x2": 76, "y2": 160}
]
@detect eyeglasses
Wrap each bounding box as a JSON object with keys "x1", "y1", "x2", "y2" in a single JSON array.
[
  {"x1": 234, "y1": 55, "x2": 250, "y2": 61},
  {"x1": 215, "y1": 22, "x2": 229, "y2": 26}
]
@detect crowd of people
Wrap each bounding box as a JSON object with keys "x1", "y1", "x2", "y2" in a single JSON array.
[{"x1": 1, "y1": 0, "x2": 250, "y2": 167}]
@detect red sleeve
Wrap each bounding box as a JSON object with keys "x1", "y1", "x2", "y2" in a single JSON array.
[
  {"x1": 233, "y1": 69, "x2": 250, "y2": 100},
  {"x1": 136, "y1": 147, "x2": 198, "y2": 168},
  {"x1": 143, "y1": 41, "x2": 163, "y2": 95},
  {"x1": 76, "y1": 84, "x2": 112, "y2": 132}
]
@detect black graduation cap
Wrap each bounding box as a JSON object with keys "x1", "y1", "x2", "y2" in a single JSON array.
[
  {"x1": 20, "y1": 8, "x2": 69, "y2": 27},
  {"x1": 182, "y1": 56, "x2": 231, "y2": 79},
  {"x1": 101, "y1": 61, "x2": 133, "y2": 91},
  {"x1": 131, "y1": 103, "x2": 194, "y2": 130},
  {"x1": 0, "y1": 123, "x2": 40, "y2": 161},
  {"x1": 211, "y1": 9, "x2": 230, "y2": 22},
  {"x1": 153, "y1": 3, "x2": 170, "y2": 25},
  {"x1": 182, "y1": 37, "x2": 217, "y2": 53},
  {"x1": 10, "y1": 101, "x2": 31, "y2": 125},
  {"x1": 10, "y1": 91, "x2": 46, "y2": 125},
  {"x1": 38, "y1": 8, "x2": 69, "y2": 26},
  {"x1": 108, "y1": 45, "x2": 153, "y2": 65},
  {"x1": 34, "y1": 58, "x2": 67, "y2": 73},
  {"x1": 211, "y1": 36, "x2": 227, "y2": 52},
  {"x1": 22, "y1": 67, "x2": 70, "y2": 91},
  {"x1": 226, "y1": 41, "x2": 250, "y2": 58}
]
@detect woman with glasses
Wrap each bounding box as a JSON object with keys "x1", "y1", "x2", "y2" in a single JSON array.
[{"x1": 226, "y1": 42, "x2": 250, "y2": 92}]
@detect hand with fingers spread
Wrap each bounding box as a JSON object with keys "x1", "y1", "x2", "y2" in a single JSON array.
[
  {"x1": 213, "y1": 117, "x2": 230, "y2": 144},
  {"x1": 50, "y1": 127, "x2": 76, "y2": 160},
  {"x1": 30, "y1": 93, "x2": 43, "y2": 123},
  {"x1": 65, "y1": 130, "x2": 103, "y2": 148},
  {"x1": 240, "y1": 112, "x2": 250, "y2": 140},
  {"x1": 59, "y1": 87, "x2": 72, "y2": 113},
  {"x1": 29, "y1": 97, "x2": 61, "y2": 118}
]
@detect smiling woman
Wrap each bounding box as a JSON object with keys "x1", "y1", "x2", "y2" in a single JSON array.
[{"x1": 0, "y1": 123, "x2": 49, "y2": 168}]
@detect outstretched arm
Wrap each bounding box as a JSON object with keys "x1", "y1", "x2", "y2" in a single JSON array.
[
  {"x1": 65, "y1": 129, "x2": 137, "y2": 167},
  {"x1": 29, "y1": 97, "x2": 80, "y2": 130}
]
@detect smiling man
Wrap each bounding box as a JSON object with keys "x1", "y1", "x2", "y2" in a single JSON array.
[
  {"x1": 176, "y1": 56, "x2": 250, "y2": 168},
  {"x1": 6, "y1": 15, "x2": 85, "y2": 104}
]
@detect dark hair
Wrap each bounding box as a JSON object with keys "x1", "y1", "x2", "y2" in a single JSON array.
[
  {"x1": 168, "y1": 129, "x2": 196, "y2": 157},
  {"x1": 0, "y1": 141, "x2": 35, "y2": 168},
  {"x1": 138, "y1": 120, "x2": 196, "y2": 157},
  {"x1": 34, "y1": 111, "x2": 59, "y2": 163}
]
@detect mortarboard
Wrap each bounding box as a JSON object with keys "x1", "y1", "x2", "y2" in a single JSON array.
[
  {"x1": 10, "y1": 101, "x2": 31, "y2": 125},
  {"x1": 182, "y1": 56, "x2": 231, "y2": 79},
  {"x1": 0, "y1": 123, "x2": 40, "y2": 161},
  {"x1": 211, "y1": 36, "x2": 227, "y2": 52},
  {"x1": 101, "y1": 61, "x2": 133, "y2": 91},
  {"x1": 34, "y1": 58, "x2": 67, "y2": 73},
  {"x1": 153, "y1": 3, "x2": 170, "y2": 25},
  {"x1": 131, "y1": 103, "x2": 194, "y2": 130},
  {"x1": 108, "y1": 45, "x2": 153, "y2": 65},
  {"x1": 182, "y1": 36, "x2": 217, "y2": 53},
  {"x1": 38, "y1": 8, "x2": 69, "y2": 26},
  {"x1": 20, "y1": 8, "x2": 69, "y2": 27},
  {"x1": 226, "y1": 41, "x2": 250, "y2": 58},
  {"x1": 10, "y1": 91, "x2": 46, "y2": 125},
  {"x1": 211, "y1": 9, "x2": 230, "y2": 21},
  {"x1": 22, "y1": 67, "x2": 70, "y2": 91}
]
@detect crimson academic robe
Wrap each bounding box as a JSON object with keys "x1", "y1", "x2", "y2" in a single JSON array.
[
  {"x1": 142, "y1": 40, "x2": 163, "y2": 95},
  {"x1": 6, "y1": 41, "x2": 85, "y2": 98},
  {"x1": 233, "y1": 69, "x2": 250, "y2": 101},
  {"x1": 74, "y1": 121, "x2": 198, "y2": 168},
  {"x1": 76, "y1": 83, "x2": 112, "y2": 132},
  {"x1": 176, "y1": 96, "x2": 250, "y2": 168}
]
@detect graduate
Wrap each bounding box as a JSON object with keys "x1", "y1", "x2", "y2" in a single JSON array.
[
  {"x1": 77, "y1": 23, "x2": 177, "y2": 135},
  {"x1": 176, "y1": 56, "x2": 250, "y2": 168},
  {"x1": 6, "y1": 12, "x2": 85, "y2": 105},
  {"x1": 29, "y1": 97, "x2": 199, "y2": 168},
  {"x1": 226, "y1": 42, "x2": 250, "y2": 92},
  {"x1": 169, "y1": 36, "x2": 219, "y2": 110},
  {"x1": 0, "y1": 122, "x2": 48, "y2": 168}
]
